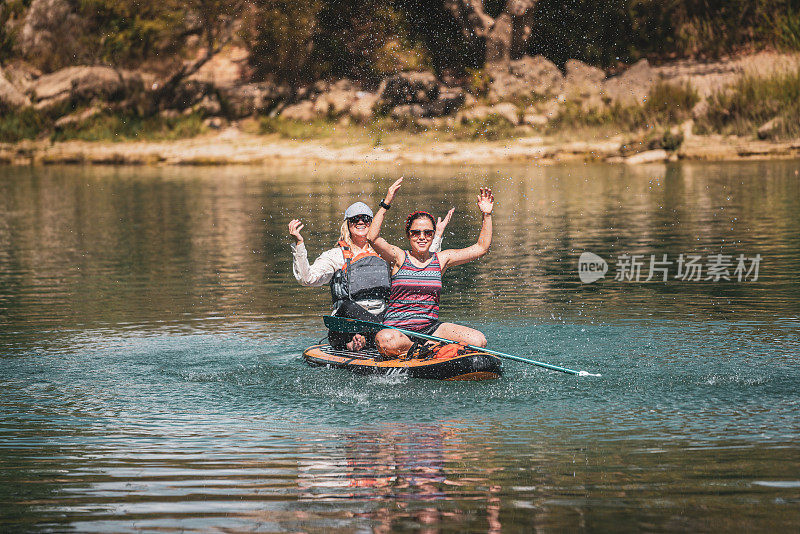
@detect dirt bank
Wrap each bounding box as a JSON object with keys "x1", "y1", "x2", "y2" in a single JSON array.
[{"x1": 2, "y1": 127, "x2": 799, "y2": 166}]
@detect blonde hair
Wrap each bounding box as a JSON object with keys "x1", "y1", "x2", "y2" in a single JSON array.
[
  {"x1": 338, "y1": 220, "x2": 375, "y2": 252},
  {"x1": 339, "y1": 220, "x2": 354, "y2": 248}
]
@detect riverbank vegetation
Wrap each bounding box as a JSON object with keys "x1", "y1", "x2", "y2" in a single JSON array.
[
  {"x1": 3, "y1": 1, "x2": 800, "y2": 77},
  {"x1": 2, "y1": 1, "x2": 800, "y2": 150},
  {"x1": 696, "y1": 69, "x2": 800, "y2": 139}
]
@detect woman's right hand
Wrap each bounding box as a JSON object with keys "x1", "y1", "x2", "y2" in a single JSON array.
[
  {"x1": 384, "y1": 177, "x2": 403, "y2": 205},
  {"x1": 288, "y1": 219, "x2": 304, "y2": 244}
]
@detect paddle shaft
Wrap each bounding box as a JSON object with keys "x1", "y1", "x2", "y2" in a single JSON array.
[{"x1": 323, "y1": 315, "x2": 599, "y2": 376}]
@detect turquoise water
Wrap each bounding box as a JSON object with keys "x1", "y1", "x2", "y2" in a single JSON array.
[{"x1": 1, "y1": 162, "x2": 799, "y2": 531}]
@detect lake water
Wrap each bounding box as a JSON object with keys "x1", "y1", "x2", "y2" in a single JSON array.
[{"x1": 1, "y1": 161, "x2": 799, "y2": 532}]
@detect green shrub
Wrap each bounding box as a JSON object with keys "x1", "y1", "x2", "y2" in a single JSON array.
[
  {"x1": 52, "y1": 111, "x2": 207, "y2": 142},
  {"x1": 643, "y1": 82, "x2": 699, "y2": 124},
  {"x1": 465, "y1": 68, "x2": 491, "y2": 98},
  {"x1": 774, "y1": 6, "x2": 800, "y2": 50},
  {"x1": 0, "y1": 108, "x2": 51, "y2": 142},
  {"x1": 452, "y1": 116, "x2": 517, "y2": 141},
  {"x1": 259, "y1": 116, "x2": 339, "y2": 139}
]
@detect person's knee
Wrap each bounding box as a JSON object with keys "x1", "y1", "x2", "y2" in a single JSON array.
[
  {"x1": 376, "y1": 329, "x2": 407, "y2": 357},
  {"x1": 375, "y1": 329, "x2": 397, "y2": 349},
  {"x1": 470, "y1": 331, "x2": 487, "y2": 347}
]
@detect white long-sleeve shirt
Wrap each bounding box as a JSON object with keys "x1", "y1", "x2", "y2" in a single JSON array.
[{"x1": 291, "y1": 237, "x2": 443, "y2": 313}]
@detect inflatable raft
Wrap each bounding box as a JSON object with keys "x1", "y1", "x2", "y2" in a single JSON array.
[{"x1": 303, "y1": 342, "x2": 502, "y2": 381}]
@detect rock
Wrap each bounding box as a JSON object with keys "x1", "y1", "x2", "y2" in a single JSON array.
[
  {"x1": 390, "y1": 104, "x2": 426, "y2": 120},
  {"x1": 160, "y1": 109, "x2": 181, "y2": 119},
  {"x1": 757, "y1": 117, "x2": 784, "y2": 140},
  {"x1": 491, "y1": 102, "x2": 520, "y2": 125},
  {"x1": 19, "y1": 0, "x2": 83, "y2": 68},
  {"x1": 30, "y1": 66, "x2": 143, "y2": 106},
  {"x1": 425, "y1": 86, "x2": 466, "y2": 117},
  {"x1": 625, "y1": 149, "x2": 668, "y2": 164},
  {"x1": 349, "y1": 93, "x2": 379, "y2": 123},
  {"x1": 459, "y1": 103, "x2": 519, "y2": 125},
  {"x1": 280, "y1": 100, "x2": 318, "y2": 121},
  {"x1": 203, "y1": 117, "x2": 225, "y2": 129},
  {"x1": 378, "y1": 71, "x2": 439, "y2": 107},
  {"x1": 313, "y1": 88, "x2": 359, "y2": 117},
  {"x1": 2, "y1": 62, "x2": 41, "y2": 94},
  {"x1": 564, "y1": 59, "x2": 606, "y2": 98},
  {"x1": 487, "y1": 55, "x2": 564, "y2": 103},
  {"x1": 188, "y1": 46, "x2": 249, "y2": 87},
  {"x1": 29, "y1": 66, "x2": 89, "y2": 100},
  {"x1": 459, "y1": 105, "x2": 492, "y2": 122},
  {"x1": 54, "y1": 107, "x2": 101, "y2": 129},
  {"x1": 218, "y1": 82, "x2": 286, "y2": 118},
  {"x1": 564, "y1": 59, "x2": 607, "y2": 110},
  {"x1": 0, "y1": 67, "x2": 31, "y2": 110},
  {"x1": 680, "y1": 120, "x2": 694, "y2": 140},
  {"x1": 34, "y1": 92, "x2": 71, "y2": 114},
  {"x1": 523, "y1": 112, "x2": 549, "y2": 127},
  {"x1": 602, "y1": 59, "x2": 654, "y2": 106},
  {"x1": 73, "y1": 69, "x2": 142, "y2": 102},
  {"x1": 527, "y1": 100, "x2": 561, "y2": 120},
  {"x1": 194, "y1": 94, "x2": 222, "y2": 116},
  {"x1": 691, "y1": 100, "x2": 709, "y2": 120}
]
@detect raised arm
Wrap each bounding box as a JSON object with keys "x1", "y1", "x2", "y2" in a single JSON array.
[
  {"x1": 430, "y1": 207, "x2": 454, "y2": 253},
  {"x1": 289, "y1": 218, "x2": 340, "y2": 286},
  {"x1": 367, "y1": 178, "x2": 405, "y2": 267},
  {"x1": 438, "y1": 188, "x2": 493, "y2": 272}
]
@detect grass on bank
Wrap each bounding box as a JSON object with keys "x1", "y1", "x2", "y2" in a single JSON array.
[
  {"x1": 0, "y1": 109, "x2": 208, "y2": 143},
  {"x1": 52, "y1": 111, "x2": 208, "y2": 142},
  {"x1": 547, "y1": 82, "x2": 699, "y2": 134},
  {"x1": 0, "y1": 108, "x2": 52, "y2": 143},
  {"x1": 695, "y1": 68, "x2": 800, "y2": 138},
  {"x1": 3, "y1": 70, "x2": 800, "y2": 146}
]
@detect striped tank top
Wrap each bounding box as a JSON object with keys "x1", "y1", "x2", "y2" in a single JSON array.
[{"x1": 383, "y1": 252, "x2": 442, "y2": 331}]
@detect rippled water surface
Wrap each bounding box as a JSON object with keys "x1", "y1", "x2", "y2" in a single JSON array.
[{"x1": 1, "y1": 162, "x2": 799, "y2": 532}]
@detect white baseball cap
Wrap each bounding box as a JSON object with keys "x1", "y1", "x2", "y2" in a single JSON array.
[{"x1": 343, "y1": 202, "x2": 374, "y2": 220}]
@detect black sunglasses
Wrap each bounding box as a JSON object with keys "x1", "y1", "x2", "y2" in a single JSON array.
[
  {"x1": 409, "y1": 229, "x2": 434, "y2": 238},
  {"x1": 348, "y1": 215, "x2": 372, "y2": 225}
]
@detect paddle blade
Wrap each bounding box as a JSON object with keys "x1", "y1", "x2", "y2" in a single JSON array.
[{"x1": 323, "y1": 315, "x2": 383, "y2": 333}]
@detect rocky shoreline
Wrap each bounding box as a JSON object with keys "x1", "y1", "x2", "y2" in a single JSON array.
[
  {"x1": 3, "y1": 50, "x2": 800, "y2": 166},
  {"x1": 2, "y1": 128, "x2": 799, "y2": 167}
]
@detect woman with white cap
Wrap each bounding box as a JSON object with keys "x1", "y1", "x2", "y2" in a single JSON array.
[{"x1": 289, "y1": 201, "x2": 453, "y2": 350}]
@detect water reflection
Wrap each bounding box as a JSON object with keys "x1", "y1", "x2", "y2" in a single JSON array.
[
  {"x1": 1, "y1": 161, "x2": 800, "y2": 531},
  {"x1": 2, "y1": 162, "x2": 799, "y2": 337}
]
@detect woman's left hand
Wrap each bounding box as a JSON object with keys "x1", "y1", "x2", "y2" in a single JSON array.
[
  {"x1": 477, "y1": 188, "x2": 494, "y2": 214},
  {"x1": 435, "y1": 207, "x2": 455, "y2": 237}
]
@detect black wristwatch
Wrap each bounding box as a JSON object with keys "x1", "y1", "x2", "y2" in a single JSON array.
[{"x1": 380, "y1": 200, "x2": 391, "y2": 210}]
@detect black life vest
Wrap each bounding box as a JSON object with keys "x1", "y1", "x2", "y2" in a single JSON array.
[{"x1": 330, "y1": 240, "x2": 391, "y2": 307}]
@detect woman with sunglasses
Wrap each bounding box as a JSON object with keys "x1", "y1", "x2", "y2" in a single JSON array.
[
  {"x1": 366, "y1": 178, "x2": 493, "y2": 357},
  {"x1": 289, "y1": 201, "x2": 452, "y2": 351}
]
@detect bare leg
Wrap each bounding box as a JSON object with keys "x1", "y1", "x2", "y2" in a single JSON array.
[
  {"x1": 431, "y1": 322, "x2": 487, "y2": 347},
  {"x1": 375, "y1": 328, "x2": 414, "y2": 357}
]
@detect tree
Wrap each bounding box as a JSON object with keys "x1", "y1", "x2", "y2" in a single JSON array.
[
  {"x1": 152, "y1": 0, "x2": 246, "y2": 106},
  {"x1": 444, "y1": 0, "x2": 537, "y2": 66}
]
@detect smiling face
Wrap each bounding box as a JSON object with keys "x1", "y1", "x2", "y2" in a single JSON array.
[
  {"x1": 407, "y1": 216, "x2": 435, "y2": 255},
  {"x1": 347, "y1": 215, "x2": 372, "y2": 241}
]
